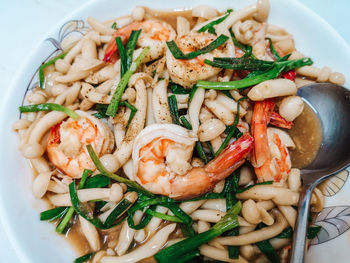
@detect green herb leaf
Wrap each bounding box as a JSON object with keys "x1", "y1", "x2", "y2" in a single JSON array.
[
  {"x1": 19, "y1": 103, "x2": 79, "y2": 120},
  {"x1": 39, "y1": 51, "x2": 67, "y2": 89},
  {"x1": 154, "y1": 202, "x2": 241, "y2": 263},
  {"x1": 106, "y1": 46, "x2": 150, "y2": 117},
  {"x1": 168, "y1": 95, "x2": 180, "y2": 125},
  {"x1": 74, "y1": 252, "x2": 95, "y2": 263},
  {"x1": 167, "y1": 34, "x2": 229, "y2": 60},
  {"x1": 40, "y1": 207, "x2": 69, "y2": 221}
]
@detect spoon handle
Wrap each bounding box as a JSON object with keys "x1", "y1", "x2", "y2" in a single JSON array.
[{"x1": 290, "y1": 183, "x2": 314, "y2": 263}]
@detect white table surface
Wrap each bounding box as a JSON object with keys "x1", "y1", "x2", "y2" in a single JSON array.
[{"x1": 0, "y1": 0, "x2": 349, "y2": 262}]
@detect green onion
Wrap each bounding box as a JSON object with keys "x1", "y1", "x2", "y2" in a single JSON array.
[
  {"x1": 169, "y1": 82, "x2": 191, "y2": 94},
  {"x1": 205, "y1": 57, "x2": 274, "y2": 71},
  {"x1": 276, "y1": 226, "x2": 322, "y2": 239},
  {"x1": 180, "y1": 223, "x2": 195, "y2": 237},
  {"x1": 198, "y1": 57, "x2": 313, "y2": 90},
  {"x1": 19, "y1": 103, "x2": 79, "y2": 120},
  {"x1": 214, "y1": 97, "x2": 247, "y2": 156},
  {"x1": 256, "y1": 240, "x2": 280, "y2": 263},
  {"x1": 180, "y1": 116, "x2": 192, "y2": 129},
  {"x1": 222, "y1": 90, "x2": 234, "y2": 99},
  {"x1": 56, "y1": 169, "x2": 92, "y2": 233},
  {"x1": 121, "y1": 101, "x2": 137, "y2": 127},
  {"x1": 111, "y1": 22, "x2": 117, "y2": 29},
  {"x1": 86, "y1": 144, "x2": 153, "y2": 196},
  {"x1": 229, "y1": 28, "x2": 256, "y2": 59},
  {"x1": 106, "y1": 46, "x2": 150, "y2": 117},
  {"x1": 40, "y1": 207, "x2": 69, "y2": 221},
  {"x1": 74, "y1": 252, "x2": 95, "y2": 263},
  {"x1": 116, "y1": 37, "x2": 127, "y2": 76},
  {"x1": 198, "y1": 10, "x2": 232, "y2": 34},
  {"x1": 154, "y1": 201, "x2": 242, "y2": 263},
  {"x1": 206, "y1": 141, "x2": 215, "y2": 157},
  {"x1": 84, "y1": 174, "x2": 111, "y2": 189},
  {"x1": 168, "y1": 95, "x2": 180, "y2": 125},
  {"x1": 268, "y1": 38, "x2": 281, "y2": 60},
  {"x1": 189, "y1": 85, "x2": 199, "y2": 102},
  {"x1": 39, "y1": 51, "x2": 67, "y2": 89},
  {"x1": 237, "y1": 181, "x2": 273, "y2": 193},
  {"x1": 93, "y1": 102, "x2": 137, "y2": 126},
  {"x1": 145, "y1": 209, "x2": 185, "y2": 223},
  {"x1": 167, "y1": 34, "x2": 229, "y2": 60},
  {"x1": 126, "y1": 30, "x2": 142, "y2": 69},
  {"x1": 104, "y1": 198, "x2": 133, "y2": 228}
]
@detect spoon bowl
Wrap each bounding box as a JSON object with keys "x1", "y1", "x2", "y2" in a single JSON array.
[{"x1": 290, "y1": 83, "x2": 350, "y2": 262}]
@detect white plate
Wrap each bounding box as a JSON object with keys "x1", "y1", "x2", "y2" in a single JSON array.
[{"x1": 0, "y1": 0, "x2": 349, "y2": 262}]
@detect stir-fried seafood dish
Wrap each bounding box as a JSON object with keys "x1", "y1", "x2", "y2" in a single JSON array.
[{"x1": 13, "y1": 0, "x2": 346, "y2": 262}]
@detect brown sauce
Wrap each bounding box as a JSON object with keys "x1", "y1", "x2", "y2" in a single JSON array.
[{"x1": 289, "y1": 103, "x2": 323, "y2": 168}]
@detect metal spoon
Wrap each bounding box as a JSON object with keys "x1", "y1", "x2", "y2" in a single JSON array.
[{"x1": 290, "y1": 83, "x2": 350, "y2": 262}]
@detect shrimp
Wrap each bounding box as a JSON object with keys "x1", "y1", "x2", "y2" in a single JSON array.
[
  {"x1": 250, "y1": 100, "x2": 291, "y2": 183},
  {"x1": 104, "y1": 19, "x2": 176, "y2": 63},
  {"x1": 132, "y1": 124, "x2": 254, "y2": 200},
  {"x1": 166, "y1": 32, "x2": 234, "y2": 88},
  {"x1": 47, "y1": 111, "x2": 114, "y2": 178}
]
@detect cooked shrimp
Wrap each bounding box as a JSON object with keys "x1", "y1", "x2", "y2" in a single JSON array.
[
  {"x1": 250, "y1": 100, "x2": 291, "y2": 183},
  {"x1": 166, "y1": 32, "x2": 234, "y2": 87},
  {"x1": 132, "y1": 124, "x2": 254, "y2": 200},
  {"x1": 47, "y1": 111, "x2": 114, "y2": 178},
  {"x1": 104, "y1": 19, "x2": 176, "y2": 63}
]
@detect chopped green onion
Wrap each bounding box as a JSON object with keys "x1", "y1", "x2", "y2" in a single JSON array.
[
  {"x1": 56, "y1": 169, "x2": 92, "y2": 233},
  {"x1": 180, "y1": 223, "x2": 195, "y2": 237},
  {"x1": 40, "y1": 207, "x2": 69, "y2": 221},
  {"x1": 74, "y1": 252, "x2": 95, "y2": 263},
  {"x1": 93, "y1": 102, "x2": 137, "y2": 126},
  {"x1": 111, "y1": 22, "x2": 117, "y2": 29},
  {"x1": 86, "y1": 144, "x2": 153, "y2": 196},
  {"x1": 180, "y1": 116, "x2": 192, "y2": 129},
  {"x1": 126, "y1": 30, "x2": 142, "y2": 70},
  {"x1": 189, "y1": 85, "x2": 199, "y2": 102},
  {"x1": 268, "y1": 38, "x2": 281, "y2": 60},
  {"x1": 237, "y1": 181, "x2": 273, "y2": 193},
  {"x1": 39, "y1": 51, "x2": 67, "y2": 89},
  {"x1": 214, "y1": 97, "x2": 247, "y2": 156},
  {"x1": 167, "y1": 34, "x2": 229, "y2": 60},
  {"x1": 205, "y1": 57, "x2": 274, "y2": 71},
  {"x1": 222, "y1": 90, "x2": 234, "y2": 99},
  {"x1": 229, "y1": 28, "x2": 256, "y2": 59},
  {"x1": 169, "y1": 82, "x2": 191, "y2": 94},
  {"x1": 198, "y1": 10, "x2": 232, "y2": 34},
  {"x1": 106, "y1": 47, "x2": 150, "y2": 117},
  {"x1": 116, "y1": 37, "x2": 127, "y2": 76},
  {"x1": 84, "y1": 174, "x2": 111, "y2": 189},
  {"x1": 19, "y1": 103, "x2": 79, "y2": 120},
  {"x1": 120, "y1": 101, "x2": 137, "y2": 127},
  {"x1": 104, "y1": 198, "x2": 133, "y2": 228},
  {"x1": 256, "y1": 239, "x2": 280, "y2": 263},
  {"x1": 206, "y1": 141, "x2": 215, "y2": 157},
  {"x1": 145, "y1": 209, "x2": 185, "y2": 223},
  {"x1": 276, "y1": 226, "x2": 322, "y2": 239},
  {"x1": 154, "y1": 201, "x2": 242, "y2": 263},
  {"x1": 168, "y1": 95, "x2": 180, "y2": 125}
]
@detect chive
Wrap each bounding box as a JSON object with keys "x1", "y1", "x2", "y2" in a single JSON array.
[
  {"x1": 189, "y1": 85, "x2": 199, "y2": 102},
  {"x1": 206, "y1": 141, "x2": 215, "y2": 157},
  {"x1": 237, "y1": 181, "x2": 273, "y2": 193},
  {"x1": 86, "y1": 144, "x2": 153, "y2": 196},
  {"x1": 205, "y1": 57, "x2": 274, "y2": 71},
  {"x1": 19, "y1": 103, "x2": 79, "y2": 120},
  {"x1": 40, "y1": 207, "x2": 69, "y2": 221},
  {"x1": 268, "y1": 38, "x2": 281, "y2": 60},
  {"x1": 127, "y1": 197, "x2": 192, "y2": 229},
  {"x1": 106, "y1": 46, "x2": 150, "y2": 117},
  {"x1": 84, "y1": 174, "x2": 111, "y2": 189},
  {"x1": 169, "y1": 82, "x2": 191, "y2": 94},
  {"x1": 56, "y1": 169, "x2": 92, "y2": 233},
  {"x1": 221, "y1": 90, "x2": 234, "y2": 99},
  {"x1": 154, "y1": 201, "x2": 242, "y2": 263},
  {"x1": 256, "y1": 240, "x2": 280, "y2": 263},
  {"x1": 93, "y1": 104, "x2": 108, "y2": 119},
  {"x1": 126, "y1": 30, "x2": 142, "y2": 70},
  {"x1": 145, "y1": 209, "x2": 184, "y2": 223},
  {"x1": 167, "y1": 34, "x2": 229, "y2": 60},
  {"x1": 111, "y1": 22, "x2": 117, "y2": 29},
  {"x1": 275, "y1": 226, "x2": 322, "y2": 239},
  {"x1": 180, "y1": 223, "x2": 195, "y2": 237},
  {"x1": 74, "y1": 252, "x2": 95, "y2": 263},
  {"x1": 228, "y1": 28, "x2": 256, "y2": 59},
  {"x1": 198, "y1": 10, "x2": 232, "y2": 34},
  {"x1": 39, "y1": 51, "x2": 67, "y2": 89},
  {"x1": 115, "y1": 37, "x2": 127, "y2": 76},
  {"x1": 214, "y1": 97, "x2": 247, "y2": 156},
  {"x1": 197, "y1": 57, "x2": 313, "y2": 90},
  {"x1": 120, "y1": 101, "x2": 137, "y2": 127},
  {"x1": 104, "y1": 198, "x2": 133, "y2": 228},
  {"x1": 168, "y1": 95, "x2": 180, "y2": 125},
  {"x1": 185, "y1": 192, "x2": 223, "y2": 202},
  {"x1": 180, "y1": 116, "x2": 192, "y2": 129}
]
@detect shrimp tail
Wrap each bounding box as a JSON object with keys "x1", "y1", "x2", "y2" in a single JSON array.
[
  {"x1": 205, "y1": 133, "x2": 254, "y2": 179},
  {"x1": 270, "y1": 112, "x2": 293, "y2": 129},
  {"x1": 250, "y1": 99, "x2": 275, "y2": 168}
]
